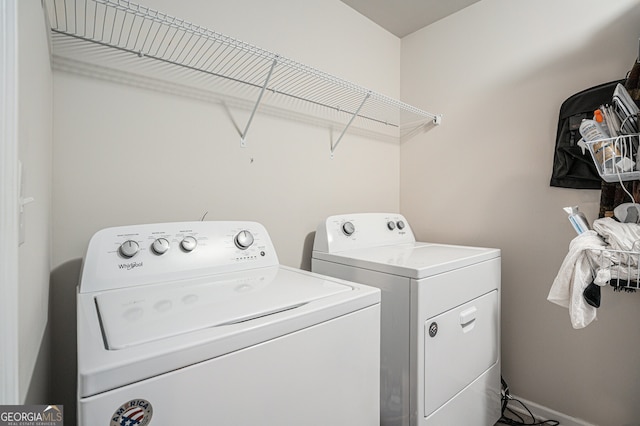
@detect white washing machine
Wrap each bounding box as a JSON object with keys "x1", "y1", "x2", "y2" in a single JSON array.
[
  {"x1": 311, "y1": 213, "x2": 501, "y2": 426},
  {"x1": 77, "y1": 221, "x2": 381, "y2": 426}
]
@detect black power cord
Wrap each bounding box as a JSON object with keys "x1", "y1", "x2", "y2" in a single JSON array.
[{"x1": 497, "y1": 377, "x2": 559, "y2": 426}]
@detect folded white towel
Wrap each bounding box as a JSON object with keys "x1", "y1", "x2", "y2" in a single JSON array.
[
  {"x1": 548, "y1": 230, "x2": 606, "y2": 329},
  {"x1": 592, "y1": 217, "x2": 640, "y2": 254}
]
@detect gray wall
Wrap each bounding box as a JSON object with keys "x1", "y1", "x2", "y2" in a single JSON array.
[{"x1": 401, "y1": 0, "x2": 640, "y2": 424}]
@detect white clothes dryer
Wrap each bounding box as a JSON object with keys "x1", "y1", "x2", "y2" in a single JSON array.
[
  {"x1": 77, "y1": 221, "x2": 380, "y2": 426},
  {"x1": 312, "y1": 213, "x2": 501, "y2": 426}
]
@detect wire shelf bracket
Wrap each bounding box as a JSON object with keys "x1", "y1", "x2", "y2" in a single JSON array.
[
  {"x1": 330, "y1": 92, "x2": 371, "y2": 158},
  {"x1": 43, "y1": 0, "x2": 442, "y2": 157},
  {"x1": 240, "y1": 57, "x2": 277, "y2": 147}
]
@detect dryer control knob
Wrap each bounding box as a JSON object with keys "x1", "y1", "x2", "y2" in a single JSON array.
[
  {"x1": 180, "y1": 236, "x2": 198, "y2": 252},
  {"x1": 151, "y1": 238, "x2": 170, "y2": 255},
  {"x1": 387, "y1": 221, "x2": 396, "y2": 230},
  {"x1": 397, "y1": 220, "x2": 405, "y2": 230},
  {"x1": 119, "y1": 240, "x2": 139, "y2": 258},
  {"x1": 342, "y1": 221, "x2": 355, "y2": 236},
  {"x1": 234, "y1": 230, "x2": 254, "y2": 250}
]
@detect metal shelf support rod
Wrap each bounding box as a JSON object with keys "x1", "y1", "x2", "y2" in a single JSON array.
[
  {"x1": 330, "y1": 91, "x2": 371, "y2": 158},
  {"x1": 240, "y1": 56, "x2": 278, "y2": 147}
]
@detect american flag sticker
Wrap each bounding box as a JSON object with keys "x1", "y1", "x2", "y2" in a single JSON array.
[{"x1": 110, "y1": 399, "x2": 153, "y2": 426}]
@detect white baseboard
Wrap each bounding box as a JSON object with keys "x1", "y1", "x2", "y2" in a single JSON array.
[{"x1": 508, "y1": 394, "x2": 599, "y2": 426}]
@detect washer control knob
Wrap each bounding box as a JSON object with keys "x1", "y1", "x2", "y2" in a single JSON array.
[
  {"x1": 387, "y1": 221, "x2": 396, "y2": 230},
  {"x1": 180, "y1": 236, "x2": 198, "y2": 252},
  {"x1": 342, "y1": 221, "x2": 355, "y2": 236},
  {"x1": 151, "y1": 238, "x2": 170, "y2": 255},
  {"x1": 397, "y1": 220, "x2": 405, "y2": 230},
  {"x1": 119, "y1": 240, "x2": 139, "y2": 258},
  {"x1": 234, "y1": 230, "x2": 254, "y2": 250}
]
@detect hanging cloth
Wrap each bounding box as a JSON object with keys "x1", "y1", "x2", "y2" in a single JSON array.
[{"x1": 548, "y1": 230, "x2": 607, "y2": 328}]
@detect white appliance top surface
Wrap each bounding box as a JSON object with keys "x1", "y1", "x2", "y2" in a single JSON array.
[
  {"x1": 313, "y1": 242, "x2": 500, "y2": 279},
  {"x1": 78, "y1": 264, "x2": 380, "y2": 397},
  {"x1": 96, "y1": 266, "x2": 351, "y2": 350},
  {"x1": 77, "y1": 221, "x2": 381, "y2": 397}
]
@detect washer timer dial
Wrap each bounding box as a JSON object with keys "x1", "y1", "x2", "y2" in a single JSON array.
[{"x1": 234, "y1": 230, "x2": 254, "y2": 250}]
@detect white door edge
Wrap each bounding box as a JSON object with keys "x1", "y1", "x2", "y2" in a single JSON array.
[{"x1": 0, "y1": 0, "x2": 20, "y2": 405}]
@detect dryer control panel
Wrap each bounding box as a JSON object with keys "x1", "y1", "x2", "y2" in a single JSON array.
[
  {"x1": 80, "y1": 221, "x2": 279, "y2": 293},
  {"x1": 313, "y1": 213, "x2": 415, "y2": 253}
]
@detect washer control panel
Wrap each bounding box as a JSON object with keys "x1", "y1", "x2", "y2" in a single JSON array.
[{"x1": 80, "y1": 221, "x2": 278, "y2": 293}]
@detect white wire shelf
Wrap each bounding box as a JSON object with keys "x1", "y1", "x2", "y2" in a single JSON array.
[
  {"x1": 44, "y1": 0, "x2": 441, "y2": 155},
  {"x1": 585, "y1": 134, "x2": 640, "y2": 182},
  {"x1": 593, "y1": 247, "x2": 640, "y2": 291}
]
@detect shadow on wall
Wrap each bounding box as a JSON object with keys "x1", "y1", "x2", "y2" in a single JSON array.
[
  {"x1": 49, "y1": 258, "x2": 82, "y2": 426},
  {"x1": 300, "y1": 231, "x2": 316, "y2": 271},
  {"x1": 55, "y1": 58, "x2": 401, "y2": 146}
]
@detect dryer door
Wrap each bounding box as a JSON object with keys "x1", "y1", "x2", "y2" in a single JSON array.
[{"x1": 423, "y1": 289, "x2": 498, "y2": 417}]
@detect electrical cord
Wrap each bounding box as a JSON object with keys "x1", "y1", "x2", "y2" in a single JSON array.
[
  {"x1": 613, "y1": 135, "x2": 636, "y2": 205},
  {"x1": 497, "y1": 377, "x2": 559, "y2": 426}
]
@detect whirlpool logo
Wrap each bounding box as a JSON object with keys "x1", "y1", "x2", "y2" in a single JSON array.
[{"x1": 118, "y1": 261, "x2": 143, "y2": 271}]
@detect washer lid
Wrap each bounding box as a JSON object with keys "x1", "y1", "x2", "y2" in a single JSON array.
[
  {"x1": 96, "y1": 266, "x2": 351, "y2": 350},
  {"x1": 313, "y1": 242, "x2": 500, "y2": 279}
]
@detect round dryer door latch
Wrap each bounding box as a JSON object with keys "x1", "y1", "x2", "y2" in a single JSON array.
[{"x1": 428, "y1": 322, "x2": 438, "y2": 338}]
